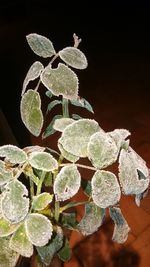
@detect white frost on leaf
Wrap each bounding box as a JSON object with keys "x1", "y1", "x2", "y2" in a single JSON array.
[
  {"x1": 28, "y1": 151, "x2": 58, "y2": 171},
  {"x1": 59, "y1": 47, "x2": 88, "y2": 69},
  {"x1": 58, "y1": 141, "x2": 79, "y2": 163},
  {"x1": 0, "y1": 160, "x2": 13, "y2": 186},
  {"x1": 0, "y1": 237, "x2": 19, "y2": 267},
  {"x1": 0, "y1": 145, "x2": 27, "y2": 164},
  {"x1": 32, "y1": 192, "x2": 53, "y2": 211},
  {"x1": 53, "y1": 118, "x2": 75, "y2": 132},
  {"x1": 108, "y1": 129, "x2": 130, "y2": 151},
  {"x1": 0, "y1": 218, "x2": 20, "y2": 237}
]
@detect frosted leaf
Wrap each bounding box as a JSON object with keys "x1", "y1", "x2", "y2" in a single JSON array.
[
  {"x1": 23, "y1": 145, "x2": 45, "y2": 155},
  {"x1": 54, "y1": 165, "x2": 81, "y2": 201},
  {"x1": 58, "y1": 141, "x2": 79, "y2": 163},
  {"x1": 59, "y1": 119, "x2": 100, "y2": 157},
  {"x1": 77, "y1": 202, "x2": 105, "y2": 235},
  {"x1": 28, "y1": 151, "x2": 58, "y2": 171},
  {"x1": 0, "y1": 145, "x2": 27, "y2": 164},
  {"x1": 0, "y1": 194, "x2": 2, "y2": 218},
  {"x1": 119, "y1": 148, "x2": 150, "y2": 195},
  {"x1": 88, "y1": 131, "x2": 118, "y2": 169},
  {"x1": 9, "y1": 224, "x2": 33, "y2": 258},
  {"x1": 41, "y1": 63, "x2": 78, "y2": 100},
  {"x1": 0, "y1": 237, "x2": 19, "y2": 267},
  {"x1": 109, "y1": 207, "x2": 130, "y2": 243},
  {"x1": 108, "y1": 129, "x2": 130, "y2": 150},
  {"x1": 91, "y1": 170, "x2": 121, "y2": 208},
  {"x1": 59, "y1": 47, "x2": 88, "y2": 69},
  {"x1": 0, "y1": 218, "x2": 19, "y2": 237},
  {"x1": 26, "y1": 33, "x2": 56, "y2": 58},
  {"x1": 0, "y1": 160, "x2": 13, "y2": 186},
  {"x1": 25, "y1": 213, "x2": 53, "y2": 247},
  {"x1": 1, "y1": 180, "x2": 29, "y2": 224},
  {"x1": 53, "y1": 118, "x2": 75, "y2": 132},
  {"x1": 32, "y1": 193, "x2": 53, "y2": 211},
  {"x1": 22, "y1": 61, "x2": 44, "y2": 96}
]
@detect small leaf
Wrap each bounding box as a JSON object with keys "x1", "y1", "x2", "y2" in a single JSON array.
[
  {"x1": 0, "y1": 145, "x2": 27, "y2": 164},
  {"x1": 29, "y1": 151, "x2": 58, "y2": 172},
  {"x1": 0, "y1": 218, "x2": 19, "y2": 237},
  {"x1": 54, "y1": 165, "x2": 81, "y2": 201},
  {"x1": 58, "y1": 141, "x2": 79, "y2": 163},
  {"x1": 108, "y1": 129, "x2": 130, "y2": 149},
  {"x1": 91, "y1": 170, "x2": 121, "y2": 208},
  {"x1": 57, "y1": 239, "x2": 71, "y2": 262},
  {"x1": 26, "y1": 33, "x2": 56, "y2": 58},
  {"x1": 72, "y1": 114, "x2": 82, "y2": 120},
  {"x1": 71, "y1": 97, "x2": 94, "y2": 113},
  {"x1": 22, "y1": 61, "x2": 44, "y2": 96},
  {"x1": 81, "y1": 178, "x2": 92, "y2": 197},
  {"x1": 32, "y1": 193, "x2": 53, "y2": 211},
  {"x1": 0, "y1": 237, "x2": 19, "y2": 267},
  {"x1": 25, "y1": 213, "x2": 53, "y2": 247},
  {"x1": 61, "y1": 212, "x2": 78, "y2": 230},
  {"x1": 45, "y1": 90, "x2": 53, "y2": 98},
  {"x1": 1, "y1": 180, "x2": 29, "y2": 224},
  {"x1": 46, "y1": 100, "x2": 62, "y2": 113},
  {"x1": 59, "y1": 47, "x2": 88, "y2": 69},
  {"x1": 20, "y1": 89, "x2": 43, "y2": 136},
  {"x1": 109, "y1": 207, "x2": 130, "y2": 243},
  {"x1": 9, "y1": 224, "x2": 33, "y2": 258},
  {"x1": 59, "y1": 119, "x2": 100, "y2": 157},
  {"x1": 53, "y1": 118, "x2": 75, "y2": 132},
  {"x1": 41, "y1": 63, "x2": 78, "y2": 100},
  {"x1": 42, "y1": 115, "x2": 62, "y2": 139},
  {"x1": 0, "y1": 161, "x2": 13, "y2": 186}
]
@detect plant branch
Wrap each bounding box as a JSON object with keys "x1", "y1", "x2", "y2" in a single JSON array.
[
  {"x1": 62, "y1": 98, "x2": 69, "y2": 118},
  {"x1": 60, "y1": 201, "x2": 88, "y2": 213},
  {"x1": 60, "y1": 163, "x2": 97, "y2": 172},
  {"x1": 36, "y1": 171, "x2": 46, "y2": 195}
]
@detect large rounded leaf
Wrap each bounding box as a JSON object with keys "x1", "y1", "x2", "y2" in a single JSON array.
[
  {"x1": 0, "y1": 237, "x2": 19, "y2": 267},
  {"x1": 25, "y1": 213, "x2": 53, "y2": 247},
  {"x1": 59, "y1": 47, "x2": 88, "y2": 69},
  {"x1": 54, "y1": 165, "x2": 81, "y2": 201},
  {"x1": 0, "y1": 160, "x2": 13, "y2": 186},
  {"x1": 20, "y1": 89, "x2": 43, "y2": 136},
  {"x1": 0, "y1": 145, "x2": 27, "y2": 164},
  {"x1": 91, "y1": 170, "x2": 121, "y2": 208},
  {"x1": 59, "y1": 119, "x2": 100, "y2": 157},
  {"x1": 1, "y1": 180, "x2": 29, "y2": 224},
  {"x1": 28, "y1": 151, "x2": 58, "y2": 171},
  {"x1": 41, "y1": 63, "x2": 78, "y2": 100}
]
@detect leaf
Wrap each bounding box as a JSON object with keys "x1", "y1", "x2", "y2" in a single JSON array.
[
  {"x1": 81, "y1": 178, "x2": 92, "y2": 197},
  {"x1": 32, "y1": 193, "x2": 53, "y2": 211},
  {"x1": 45, "y1": 90, "x2": 53, "y2": 99},
  {"x1": 53, "y1": 118, "x2": 75, "y2": 132},
  {"x1": 42, "y1": 115, "x2": 62, "y2": 139},
  {"x1": 0, "y1": 145, "x2": 27, "y2": 164},
  {"x1": 25, "y1": 213, "x2": 53, "y2": 247},
  {"x1": 71, "y1": 97, "x2": 94, "y2": 113},
  {"x1": 23, "y1": 165, "x2": 39, "y2": 186},
  {"x1": 61, "y1": 212, "x2": 78, "y2": 230},
  {"x1": 58, "y1": 141, "x2": 79, "y2": 163},
  {"x1": 108, "y1": 129, "x2": 130, "y2": 150},
  {"x1": 59, "y1": 119, "x2": 100, "y2": 157},
  {"x1": 36, "y1": 226, "x2": 63, "y2": 266},
  {"x1": 72, "y1": 114, "x2": 82, "y2": 120},
  {"x1": 0, "y1": 161, "x2": 13, "y2": 186},
  {"x1": 88, "y1": 131, "x2": 118, "y2": 169},
  {"x1": 118, "y1": 148, "x2": 150, "y2": 195},
  {"x1": 46, "y1": 100, "x2": 62, "y2": 113},
  {"x1": 22, "y1": 61, "x2": 44, "y2": 96},
  {"x1": 41, "y1": 63, "x2": 78, "y2": 100},
  {"x1": 0, "y1": 237, "x2": 19, "y2": 267},
  {"x1": 59, "y1": 47, "x2": 88, "y2": 69},
  {"x1": 91, "y1": 170, "x2": 121, "y2": 208},
  {"x1": 109, "y1": 207, "x2": 130, "y2": 243},
  {"x1": 9, "y1": 224, "x2": 33, "y2": 257},
  {"x1": 1, "y1": 180, "x2": 29, "y2": 224},
  {"x1": 54, "y1": 165, "x2": 81, "y2": 201},
  {"x1": 26, "y1": 33, "x2": 56, "y2": 58},
  {"x1": 28, "y1": 151, "x2": 58, "y2": 172},
  {"x1": 0, "y1": 218, "x2": 19, "y2": 237},
  {"x1": 20, "y1": 89, "x2": 43, "y2": 136},
  {"x1": 57, "y1": 239, "x2": 71, "y2": 262},
  {"x1": 44, "y1": 172, "x2": 53, "y2": 187}
]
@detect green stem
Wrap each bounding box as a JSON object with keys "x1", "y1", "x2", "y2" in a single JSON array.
[
  {"x1": 60, "y1": 163, "x2": 97, "y2": 172},
  {"x1": 60, "y1": 201, "x2": 88, "y2": 213},
  {"x1": 29, "y1": 178, "x2": 34, "y2": 199},
  {"x1": 36, "y1": 171, "x2": 46, "y2": 195},
  {"x1": 54, "y1": 201, "x2": 60, "y2": 222},
  {"x1": 62, "y1": 98, "x2": 69, "y2": 118}
]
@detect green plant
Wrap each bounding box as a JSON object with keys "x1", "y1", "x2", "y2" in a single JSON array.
[{"x1": 0, "y1": 33, "x2": 149, "y2": 267}]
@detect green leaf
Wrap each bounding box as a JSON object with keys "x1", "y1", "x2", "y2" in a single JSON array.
[
  {"x1": 59, "y1": 119, "x2": 100, "y2": 157},
  {"x1": 44, "y1": 172, "x2": 53, "y2": 187},
  {"x1": 58, "y1": 141, "x2": 79, "y2": 163},
  {"x1": 36, "y1": 226, "x2": 63, "y2": 266},
  {"x1": 119, "y1": 148, "x2": 149, "y2": 195},
  {"x1": 81, "y1": 178, "x2": 92, "y2": 197},
  {"x1": 53, "y1": 118, "x2": 75, "y2": 132},
  {"x1": 9, "y1": 224, "x2": 33, "y2": 257},
  {"x1": 41, "y1": 63, "x2": 78, "y2": 100},
  {"x1": 59, "y1": 47, "x2": 88, "y2": 69},
  {"x1": 22, "y1": 61, "x2": 44, "y2": 96},
  {"x1": 1, "y1": 180, "x2": 29, "y2": 224},
  {"x1": 54, "y1": 165, "x2": 81, "y2": 201},
  {"x1": 0, "y1": 145, "x2": 27, "y2": 164},
  {"x1": 91, "y1": 170, "x2": 121, "y2": 208},
  {"x1": 42, "y1": 115, "x2": 62, "y2": 139},
  {"x1": 32, "y1": 193, "x2": 53, "y2": 211},
  {"x1": 57, "y1": 239, "x2": 71, "y2": 262},
  {"x1": 26, "y1": 33, "x2": 56, "y2": 58},
  {"x1": 0, "y1": 237, "x2": 19, "y2": 267},
  {"x1": 25, "y1": 213, "x2": 53, "y2": 247},
  {"x1": 71, "y1": 97, "x2": 94, "y2": 113},
  {"x1": 77, "y1": 202, "x2": 105, "y2": 235},
  {"x1": 46, "y1": 100, "x2": 62, "y2": 113},
  {"x1": 0, "y1": 161, "x2": 13, "y2": 186},
  {"x1": 109, "y1": 207, "x2": 130, "y2": 243},
  {"x1": 87, "y1": 131, "x2": 118, "y2": 169},
  {"x1": 72, "y1": 114, "x2": 82, "y2": 120},
  {"x1": 0, "y1": 218, "x2": 19, "y2": 237},
  {"x1": 45, "y1": 90, "x2": 53, "y2": 99},
  {"x1": 61, "y1": 212, "x2": 78, "y2": 230},
  {"x1": 20, "y1": 89, "x2": 43, "y2": 136},
  {"x1": 29, "y1": 151, "x2": 58, "y2": 172}
]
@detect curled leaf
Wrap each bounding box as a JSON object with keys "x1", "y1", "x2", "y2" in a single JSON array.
[
  {"x1": 0, "y1": 145, "x2": 27, "y2": 164},
  {"x1": 32, "y1": 193, "x2": 53, "y2": 211},
  {"x1": 28, "y1": 151, "x2": 58, "y2": 172},
  {"x1": 53, "y1": 118, "x2": 75, "y2": 132},
  {"x1": 59, "y1": 47, "x2": 88, "y2": 69}
]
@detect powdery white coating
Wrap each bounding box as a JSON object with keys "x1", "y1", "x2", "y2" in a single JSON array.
[
  {"x1": 28, "y1": 151, "x2": 58, "y2": 172},
  {"x1": 54, "y1": 165, "x2": 81, "y2": 201},
  {"x1": 91, "y1": 170, "x2": 121, "y2": 208},
  {"x1": 0, "y1": 218, "x2": 19, "y2": 237},
  {"x1": 108, "y1": 129, "x2": 130, "y2": 151},
  {"x1": 58, "y1": 141, "x2": 79, "y2": 163},
  {"x1": 0, "y1": 237, "x2": 19, "y2": 267},
  {"x1": 41, "y1": 63, "x2": 79, "y2": 100},
  {"x1": 59, "y1": 47, "x2": 88, "y2": 69},
  {"x1": 32, "y1": 193, "x2": 53, "y2": 211},
  {"x1": 0, "y1": 160, "x2": 13, "y2": 186},
  {"x1": 53, "y1": 118, "x2": 75, "y2": 132},
  {"x1": 0, "y1": 145, "x2": 27, "y2": 164}
]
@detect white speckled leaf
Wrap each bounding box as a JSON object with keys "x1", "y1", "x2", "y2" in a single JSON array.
[
  {"x1": 1, "y1": 180, "x2": 29, "y2": 224},
  {"x1": 77, "y1": 202, "x2": 105, "y2": 235},
  {"x1": 25, "y1": 213, "x2": 53, "y2": 247},
  {"x1": 0, "y1": 145, "x2": 27, "y2": 164},
  {"x1": 109, "y1": 207, "x2": 130, "y2": 243},
  {"x1": 0, "y1": 194, "x2": 2, "y2": 218},
  {"x1": 108, "y1": 129, "x2": 130, "y2": 149},
  {"x1": 119, "y1": 148, "x2": 149, "y2": 195},
  {"x1": 59, "y1": 119, "x2": 100, "y2": 157},
  {"x1": 41, "y1": 63, "x2": 78, "y2": 100},
  {"x1": 53, "y1": 118, "x2": 75, "y2": 132},
  {"x1": 0, "y1": 237, "x2": 19, "y2": 267},
  {"x1": 26, "y1": 33, "x2": 56, "y2": 58},
  {"x1": 29, "y1": 151, "x2": 58, "y2": 171},
  {"x1": 32, "y1": 193, "x2": 53, "y2": 211},
  {"x1": 54, "y1": 165, "x2": 81, "y2": 201},
  {"x1": 59, "y1": 47, "x2": 88, "y2": 69},
  {"x1": 58, "y1": 141, "x2": 79, "y2": 163},
  {"x1": 0, "y1": 218, "x2": 19, "y2": 237},
  {"x1": 9, "y1": 224, "x2": 33, "y2": 258},
  {"x1": 0, "y1": 160, "x2": 13, "y2": 186},
  {"x1": 22, "y1": 61, "x2": 44, "y2": 96},
  {"x1": 91, "y1": 170, "x2": 121, "y2": 208}
]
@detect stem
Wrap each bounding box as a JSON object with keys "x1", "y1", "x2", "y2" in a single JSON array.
[
  {"x1": 29, "y1": 178, "x2": 34, "y2": 199},
  {"x1": 54, "y1": 201, "x2": 60, "y2": 222},
  {"x1": 60, "y1": 163, "x2": 97, "y2": 172},
  {"x1": 36, "y1": 171, "x2": 46, "y2": 195},
  {"x1": 60, "y1": 201, "x2": 88, "y2": 213},
  {"x1": 62, "y1": 98, "x2": 69, "y2": 118}
]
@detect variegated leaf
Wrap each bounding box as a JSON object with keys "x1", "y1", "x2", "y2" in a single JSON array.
[
  {"x1": 28, "y1": 151, "x2": 58, "y2": 171},
  {"x1": 0, "y1": 237, "x2": 19, "y2": 267},
  {"x1": 0, "y1": 145, "x2": 27, "y2": 164},
  {"x1": 59, "y1": 47, "x2": 88, "y2": 69},
  {"x1": 53, "y1": 118, "x2": 75, "y2": 132},
  {"x1": 32, "y1": 193, "x2": 53, "y2": 211}
]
